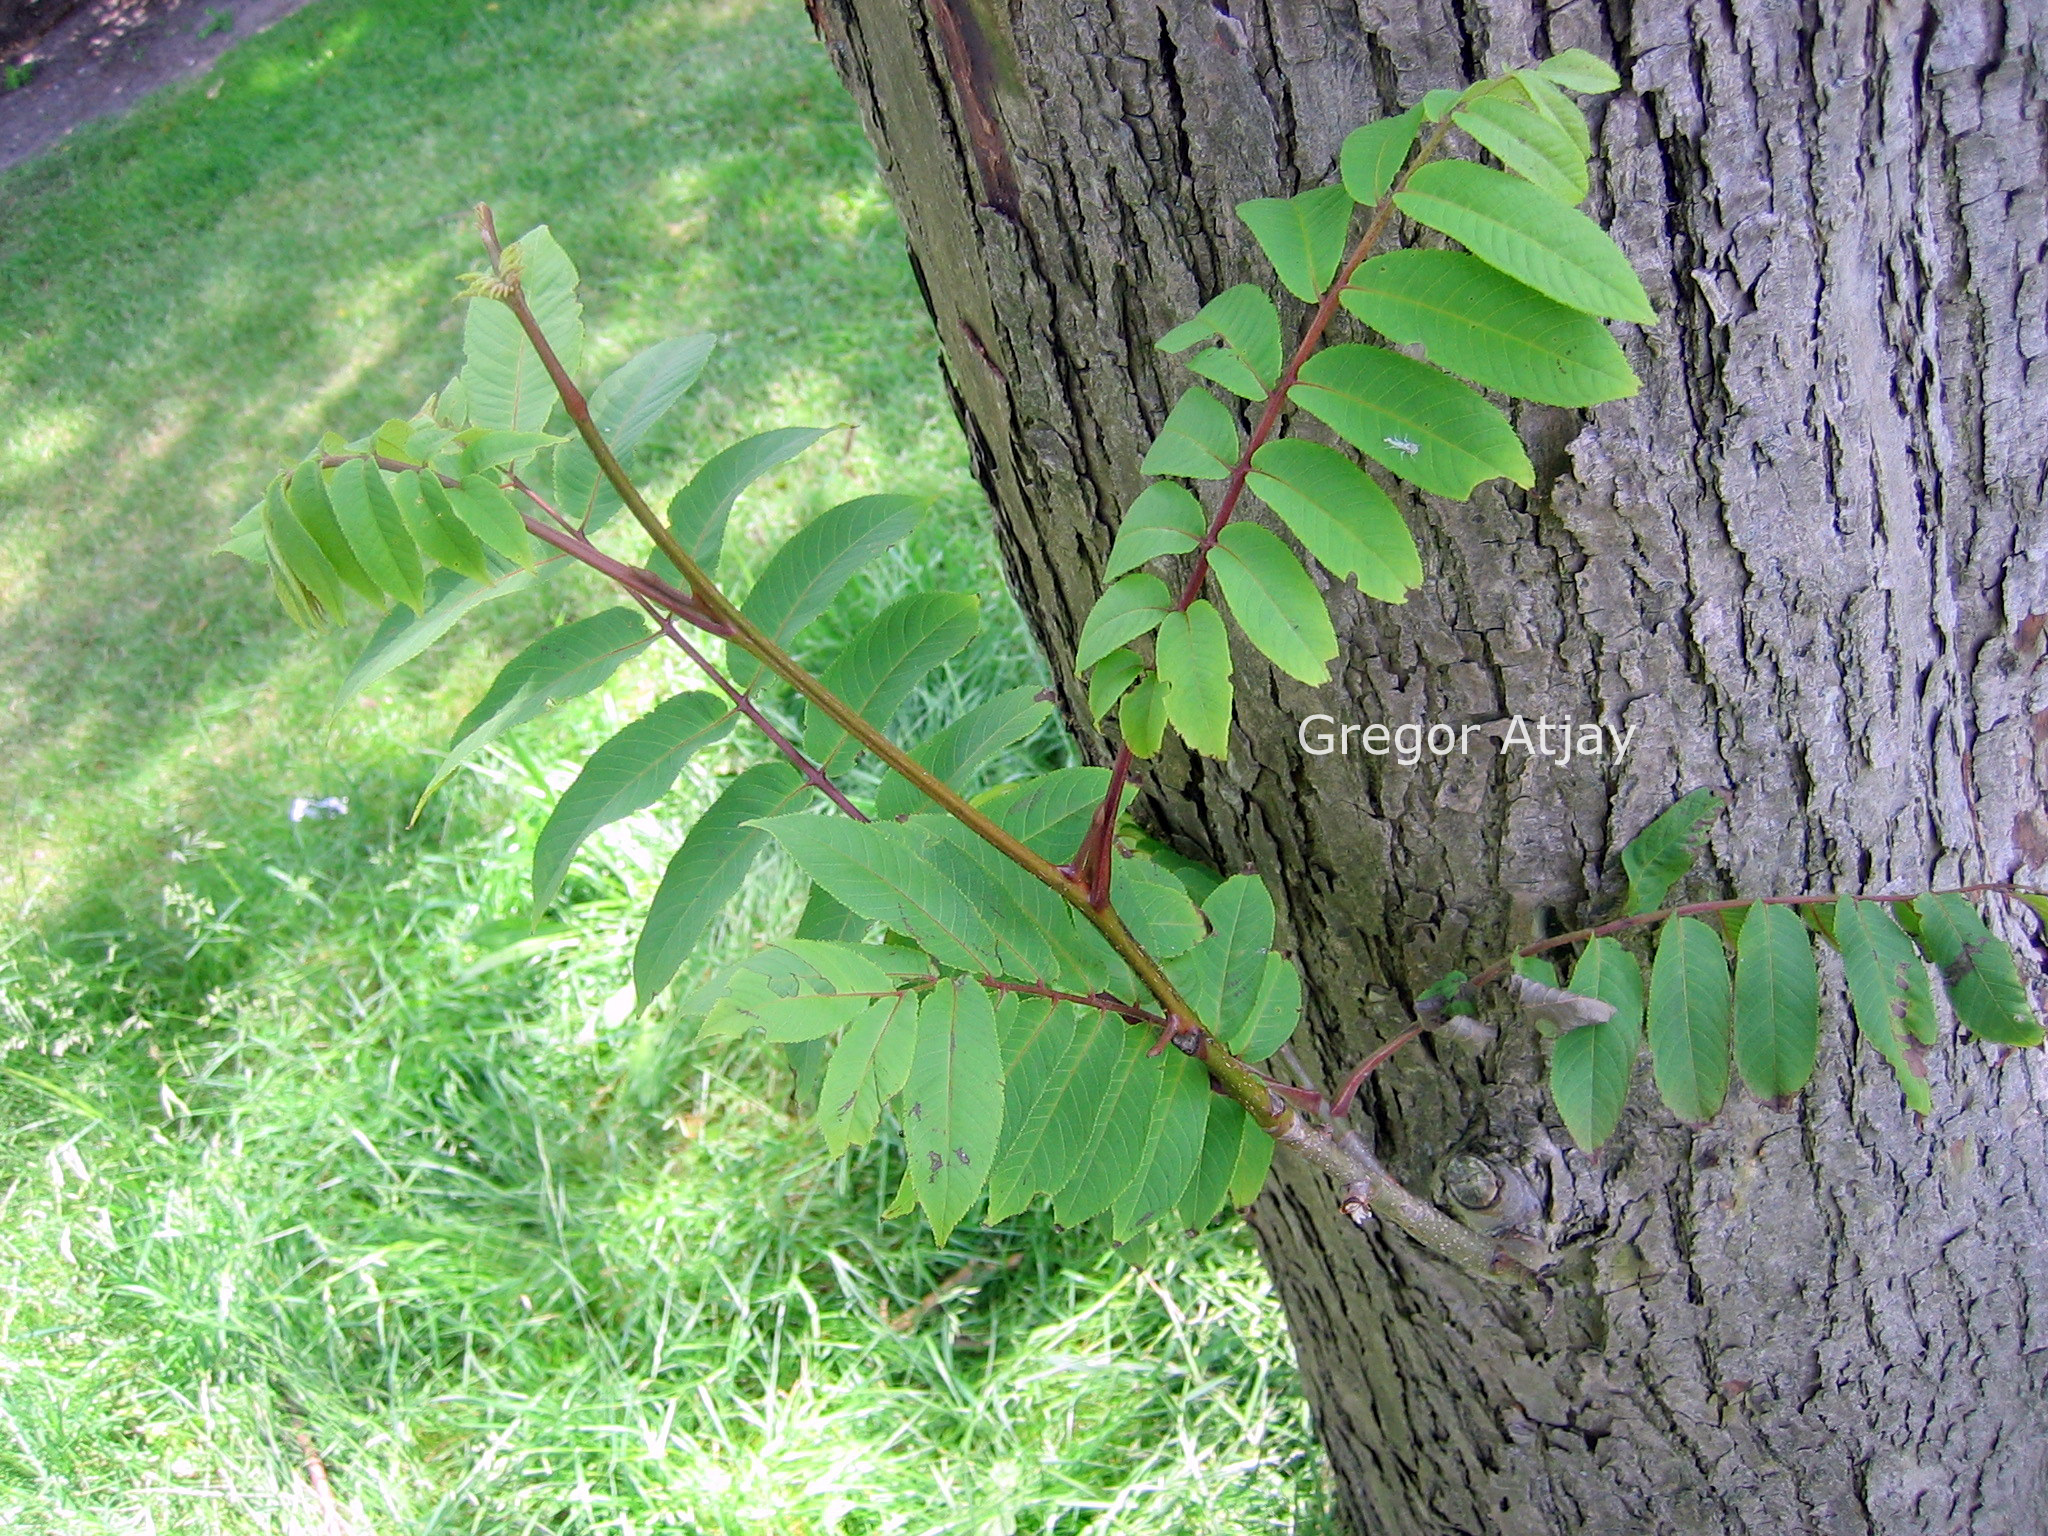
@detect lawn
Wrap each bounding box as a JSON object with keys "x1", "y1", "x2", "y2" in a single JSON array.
[{"x1": 0, "y1": 1, "x2": 1333, "y2": 1529}]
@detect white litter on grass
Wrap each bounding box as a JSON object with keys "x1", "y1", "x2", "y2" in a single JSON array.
[{"x1": 289, "y1": 796, "x2": 350, "y2": 823}]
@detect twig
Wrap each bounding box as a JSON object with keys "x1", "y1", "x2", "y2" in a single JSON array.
[{"x1": 882, "y1": 1253, "x2": 1023, "y2": 1331}]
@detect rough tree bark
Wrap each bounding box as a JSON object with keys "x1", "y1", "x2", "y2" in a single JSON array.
[{"x1": 808, "y1": 3, "x2": 2048, "y2": 1531}]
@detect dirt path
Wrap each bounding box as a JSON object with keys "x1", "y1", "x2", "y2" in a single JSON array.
[{"x1": 0, "y1": 0, "x2": 320, "y2": 172}]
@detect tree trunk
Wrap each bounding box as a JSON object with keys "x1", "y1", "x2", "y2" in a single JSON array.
[{"x1": 808, "y1": 2, "x2": 2048, "y2": 1530}]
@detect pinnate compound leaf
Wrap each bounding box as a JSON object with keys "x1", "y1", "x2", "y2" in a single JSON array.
[
  {"x1": 1732, "y1": 902, "x2": 1820, "y2": 1099},
  {"x1": 1621, "y1": 787, "x2": 1722, "y2": 915},
  {"x1": 731, "y1": 494, "x2": 922, "y2": 688},
  {"x1": 1537, "y1": 48, "x2": 1621, "y2": 94},
  {"x1": 1087, "y1": 649, "x2": 1145, "y2": 725},
  {"x1": 1053, "y1": 1028, "x2": 1160, "y2": 1228},
  {"x1": 1076, "y1": 572, "x2": 1173, "y2": 670},
  {"x1": 1342, "y1": 106, "x2": 1423, "y2": 205},
  {"x1": 1231, "y1": 951, "x2": 1303, "y2": 1060},
  {"x1": 1236, "y1": 184, "x2": 1355, "y2": 302},
  {"x1": 905, "y1": 979, "x2": 1004, "y2": 1243},
  {"x1": 1834, "y1": 896, "x2": 1937, "y2": 1111},
  {"x1": 1139, "y1": 388, "x2": 1240, "y2": 480},
  {"x1": 1103, "y1": 482, "x2": 1205, "y2": 581},
  {"x1": 1114, "y1": 855, "x2": 1207, "y2": 960},
  {"x1": 634, "y1": 763, "x2": 807, "y2": 1007},
  {"x1": 1910, "y1": 894, "x2": 2045, "y2": 1047},
  {"x1": 1551, "y1": 936, "x2": 1642, "y2": 1149},
  {"x1": 874, "y1": 685, "x2": 1054, "y2": 820},
  {"x1": 531, "y1": 692, "x2": 733, "y2": 915},
  {"x1": 1455, "y1": 94, "x2": 1588, "y2": 203},
  {"x1": 753, "y1": 816, "x2": 1002, "y2": 974},
  {"x1": 422, "y1": 608, "x2": 653, "y2": 809},
  {"x1": 1111, "y1": 1050, "x2": 1210, "y2": 1238},
  {"x1": 1292, "y1": 343, "x2": 1534, "y2": 499},
  {"x1": 327, "y1": 458, "x2": 424, "y2": 611},
  {"x1": 1120, "y1": 674, "x2": 1168, "y2": 758},
  {"x1": 1156, "y1": 599, "x2": 1234, "y2": 758},
  {"x1": 1209, "y1": 522, "x2": 1339, "y2": 685},
  {"x1": 817, "y1": 991, "x2": 919, "y2": 1154},
  {"x1": 1246, "y1": 439, "x2": 1421, "y2": 601},
  {"x1": 1394, "y1": 161, "x2": 1654, "y2": 324},
  {"x1": 665, "y1": 426, "x2": 829, "y2": 578},
  {"x1": 1646, "y1": 916, "x2": 1731, "y2": 1123},
  {"x1": 463, "y1": 226, "x2": 583, "y2": 431},
  {"x1": 805, "y1": 593, "x2": 980, "y2": 774},
  {"x1": 1343, "y1": 250, "x2": 1637, "y2": 408},
  {"x1": 337, "y1": 567, "x2": 539, "y2": 707}
]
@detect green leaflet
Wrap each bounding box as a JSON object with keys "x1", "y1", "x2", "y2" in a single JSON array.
[
  {"x1": 336, "y1": 566, "x2": 539, "y2": 707},
  {"x1": 804, "y1": 592, "x2": 980, "y2": 774},
  {"x1": 327, "y1": 457, "x2": 424, "y2": 611},
  {"x1": 219, "y1": 499, "x2": 267, "y2": 563},
  {"x1": 1454, "y1": 94, "x2": 1588, "y2": 203},
  {"x1": 663, "y1": 426, "x2": 830, "y2": 578},
  {"x1": 1420, "y1": 88, "x2": 1464, "y2": 122},
  {"x1": 1552, "y1": 935, "x2": 1642, "y2": 1149},
  {"x1": 1103, "y1": 482, "x2": 1206, "y2": 581},
  {"x1": 914, "y1": 817, "x2": 1074, "y2": 987},
  {"x1": 730, "y1": 494, "x2": 922, "y2": 688},
  {"x1": 586, "y1": 334, "x2": 715, "y2": 457},
  {"x1": 1536, "y1": 49, "x2": 1621, "y2": 94},
  {"x1": 1236, "y1": 184, "x2": 1355, "y2": 302},
  {"x1": 1292, "y1": 343, "x2": 1534, "y2": 499},
  {"x1": 1394, "y1": 161, "x2": 1655, "y2": 324},
  {"x1": 1139, "y1": 388, "x2": 1240, "y2": 480},
  {"x1": 1087, "y1": 649, "x2": 1145, "y2": 725},
  {"x1": 530, "y1": 692, "x2": 734, "y2": 916},
  {"x1": 1621, "y1": 787, "x2": 1722, "y2": 915},
  {"x1": 752, "y1": 816, "x2": 1002, "y2": 974},
  {"x1": 1076, "y1": 572, "x2": 1172, "y2": 670},
  {"x1": 288, "y1": 461, "x2": 382, "y2": 607},
  {"x1": 1509, "y1": 70, "x2": 1592, "y2": 157},
  {"x1": 1053, "y1": 1027, "x2": 1161, "y2": 1228},
  {"x1": 795, "y1": 882, "x2": 870, "y2": 943},
  {"x1": 1230, "y1": 951, "x2": 1303, "y2": 1061},
  {"x1": 1168, "y1": 875, "x2": 1275, "y2": 1040},
  {"x1": 1246, "y1": 438, "x2": 1422, "y2": 601},
  {"x1": 457, "y1": 431, "x2": 561, "y2": 476},
  {"x1": 446, "y1": 475, "x2": 536, "y2": 568},
  {"x1": 873, "y1": 684, "x2": 1053, "y2": 820},
  {"x1": 1156, "y1": 600, "x2": 1234, "y2": 758},
  {"x1": 1158, "y1": 284, "x2": 1283, "y2": 402},
  {"x1": 1341, "y1": 106, "x2": 1422, "y2": 205},
  {"x1": 986, "y1": 1010, "x2": 1108, "y2": 1222},
  {"x1": 1343, "y1": 250, "x2": 1637, "y2": 408},
  {"x1": 1120, "y1": 674, "x2": 1168, "y2": 758},
  {"x1": 1114, "y1": 855, "x2": 1206, "y2": 960},
  {"x1": 1835, "y1": 896, "x2": 1936, "y2": 1112},
  {"x1": 1111, "y1": 1049, "x2": 1210, "y2": 1239},
  {"x1": 634, "y1": 763, "x2": 807, "y2": 1007},
  {"x1": 1209, "y1": 522, "x2": 1338, "y2": 685},
  {"x1": 905, "y1": 979, "x2": 1005, "y2": 1243},
  {"x1": 976, "y1": 766, "x2": 1117, "y2": 858},
  {"x1": 400, "y1": 471, "x2": 492, "y2": 583},
  {"x1": 700, "y1": 940, "x2": 897, "y2": 1044},
  {"x1": 462, "y1": 225, "x2": 583, "y2": 431},
  {"x1": 1732, "y1": 902, "x2": 1821, "y2": 1099},
  {"x1": 818, "y1": 991, "x2": 920, "y2": 1154},
  {"x1": 1646, "y1": 915, "x2": 1731, "y2": 1123},
  {"x1": 1228, "y1": 1107, "x2": 1275, "y2": 1206},
  {"x1": 1179, "y1": 1094, "x2": 1252, "y2": 1230},
  {"x1": 420, "y1": 607, "x2": 652, "y2": 811},
  {"x1": 1910, "y1": 894, "x2": 2045, "y2": 1046},
  {"x1": 262, "y1": 476, "x2": 344, "y2": 621}
]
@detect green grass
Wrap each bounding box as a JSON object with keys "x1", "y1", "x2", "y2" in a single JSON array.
[{"x1": 0, "y1": 1, "x2": 1333, "y2": 1530}]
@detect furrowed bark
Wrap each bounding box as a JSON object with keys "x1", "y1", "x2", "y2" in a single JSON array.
[{"x1": 809, "y1": 2, "x2": 2048, "y2": 1531}]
